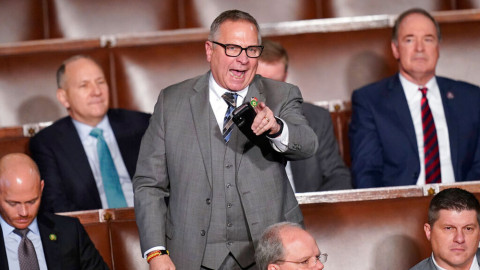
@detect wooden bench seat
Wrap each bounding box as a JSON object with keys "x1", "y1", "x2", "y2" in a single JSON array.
[{"x1": 59, "y1": 181, "x2": 480, "y2": 270}]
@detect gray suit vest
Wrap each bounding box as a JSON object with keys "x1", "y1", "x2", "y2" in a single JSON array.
[{"x1": 202, "y1": 112, "x2": 255, "y2": 269}]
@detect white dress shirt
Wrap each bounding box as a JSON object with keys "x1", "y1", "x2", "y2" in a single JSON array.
[
  {"x1": 208, "y1": 73, "x2": 289, "y2": 152},
  {"x1": 1, "y1": 216, "x2": 48, "y2": 270},
  {"x1": 72, "y1": 116, "x2": 134, "y2": 208},
  {"x1": 399, "y1": 74, "x2": 455, "y2": 185}
]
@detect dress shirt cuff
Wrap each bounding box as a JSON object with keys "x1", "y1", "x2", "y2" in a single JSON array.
[
  {"x1": 143, "y1": 246, "x2": 166, "y2": 259},
  {"x1": 268, "y1": 118, "x2": 289, "y2": 152}
]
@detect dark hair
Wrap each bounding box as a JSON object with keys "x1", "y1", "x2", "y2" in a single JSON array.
[
  {"x1": 428, "y1": 188, "x2": 480, "y2": 226},
  {"x1": 259, "y1": 39, "x2": 289, "y2": 73},
  {"x1": 255, "y1": 222, "x2": 302, "y2": 270},
  {"x1": 392, "y1": 8, "x2": 442, "y2": 44},
  {"x1": 208, "y1": 9, "x2": 261, "y2": 44},
  {"x1": 56, "y1": 55, "x2": 101, "y2": 89}
]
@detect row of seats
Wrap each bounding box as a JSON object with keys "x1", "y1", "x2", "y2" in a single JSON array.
[
  {"x1": 61, "y1": 181, "x2": 480, "y2": 270},
  {"x1": 1, "y1": 10, "x2": 479, "y2": 129},
  {"x1": 1, "y1": 0, "x2": 479, "y2": 43}
]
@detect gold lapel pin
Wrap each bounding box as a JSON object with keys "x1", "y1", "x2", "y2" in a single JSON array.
[{"x1": 49, "y1": 234, "x2": 57, "y2": 241}]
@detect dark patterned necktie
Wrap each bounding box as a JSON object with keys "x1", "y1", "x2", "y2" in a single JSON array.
[
  {"x1": 13, "y1": 228, "x2": 40, "y2": 270},
  {"x1": 419, "y1": 87, "x2": 441, "y2": 183},
  {"x1": 222, "y1": 92, "x2": 238, "y2": 143}
]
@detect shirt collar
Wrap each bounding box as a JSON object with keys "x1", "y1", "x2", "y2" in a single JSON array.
[
  {"x1": 72, "y1": 115, "x2": 110, "y2": 141},
  {"x1": 209, "y1": 72, "x2": 248, "y2": 102},
  {"x1": 399, "y1": 73, "x2": 438, "y2": 100}
]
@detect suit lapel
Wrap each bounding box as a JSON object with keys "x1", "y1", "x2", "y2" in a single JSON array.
[
  {"x1": 438, "y1": 77, "x2": 459, "y2": 180},
  {"x1": 37, "y1": 215, "x2": 61, "y2": 270},
  {"x1": 56, "y1": 119, "x2": 101, "y2": 205},
  {"x1": 0, "y1": 225, "x2": 9, "y2": 269},
  {"x1": 389, "y1": 75, "x2": 418, "y2": 154},
  {"x1": 108, "y1": 109, "x2": 133, "y2": 177},
  {"x1": 191, "y1": 73, "x2": 214, "y2": 187}
]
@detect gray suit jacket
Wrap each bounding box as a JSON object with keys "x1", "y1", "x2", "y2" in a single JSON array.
[
  {"x1": 410, "y1": 251, "x2": 480, "y2": 270},
  {"x1": 290, "y1": 103, "x2": 352, "y2": 192},
  {"x1": 133, "y1": 73, "x2": 317, "y2": 269}
]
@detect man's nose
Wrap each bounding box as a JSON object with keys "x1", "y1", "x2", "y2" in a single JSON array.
[
  {"x1": 415, "y1": 40, "x2": 425, "y2": 51},
  {"x1": 454, "y1": 230, "x2": 466, "y2": 243},
  {"x1": 236, "y1": 49, "x2": 249, "y2": 64},
  {"x1": 18, "y1": 205, "x2": 28, "y2": 216},
  {"x1": 315, "y1": 262, "x2": 325, "y2": 270}
]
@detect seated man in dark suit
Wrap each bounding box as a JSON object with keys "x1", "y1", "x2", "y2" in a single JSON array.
[
  {"x1": 410, "y1": 188, "x2": 480, "y2": 270},
  {"x1": 256, "y1": 222, "x2": 327, "y2": 270},
  {"x1": 257, "y1": 39, "x2": 352, "y2": 192},
  {"x1": 349, "y1": 8, "x2": 480, "y2": 188},
  {"x1": 0, "y1": 153, "x2": 109, "y2": 269},
  {"x1": 30, "y1": 55, "x2": 150, "y2": 212}
]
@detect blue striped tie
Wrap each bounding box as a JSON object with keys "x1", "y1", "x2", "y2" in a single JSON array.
[
  {"x1": 222, "y1": 92, "x2": 238, "y2": 143},
  {"x1": 90, "y1": 128, "x2": 127, "y2": 208}
]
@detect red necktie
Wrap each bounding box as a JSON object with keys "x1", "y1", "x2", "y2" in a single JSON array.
[{"x1": 419, "y1": 87, "x2": 441, "y2": 183}]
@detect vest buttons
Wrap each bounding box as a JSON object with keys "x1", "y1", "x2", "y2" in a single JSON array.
[
  {"x1": 200, "y1": 230, "x2": 206, "y2": 236},
  {"x1": 206, "y1": 198, "x2": 211, "y2": 205}
]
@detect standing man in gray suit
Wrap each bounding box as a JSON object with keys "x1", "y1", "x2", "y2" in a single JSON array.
[
  {"x1": 133, "y1": 9, "x2": 317, "y2": 270},
  {"x1": 257, "y1": 39, "x2": 352, "y2": 192},
  {"x1": 410, "y1": 188, "x2": 480, "y2": 270}
]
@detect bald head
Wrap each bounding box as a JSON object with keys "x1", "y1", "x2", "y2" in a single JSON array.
[
  {"x1": 0, "y1": 153, "x2": 41, "y2": 189},
  {"x1": 0, "y1": 153, "x2": 43, "y2": 229},
  {"x1": 256, "y1": 222, "x2": 324, "y2": 270}
]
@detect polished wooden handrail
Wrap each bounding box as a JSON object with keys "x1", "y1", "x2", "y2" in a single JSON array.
[
  {"x1": 58, "y1": 181, "x2": 480, "y2": 224},
  {"x1": 1, "y1": 9, "x2": 479, "y2": 56}
]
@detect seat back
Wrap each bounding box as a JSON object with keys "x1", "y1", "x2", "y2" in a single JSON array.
[
  {"x1": 46, "y1": 0, "x2": 179, "y2": 39},
  {"x1": 182, "y1": 0, "x2": 320, "y2": 28},
  {"x1": 0, "y1": 0, "x2": 45, "y2": 43}
]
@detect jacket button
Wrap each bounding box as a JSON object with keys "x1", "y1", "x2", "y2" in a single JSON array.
[
  {"x1": 206, "y1": 198, "x2": 211, "y2": 205},
  {"x1": 200, "y1": 230, "x2": 206, "y2": 236}
]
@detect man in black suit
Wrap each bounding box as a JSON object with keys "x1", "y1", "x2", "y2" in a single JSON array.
[
  {"x1": 0, "y1": 153, "x2": 108, "y2": 269},
  {"x1": 30, "y1": 55, "x2": 150, "y2": 212},
  {"x1": 257, "y1": 39, "x2": 352, "y2": 192}
]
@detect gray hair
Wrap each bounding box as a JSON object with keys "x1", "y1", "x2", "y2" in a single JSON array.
[
  {"x1": 208, "y1": 9, "x2": 261, "y2": 44},
  {"x1": 56, "y1": 55, "x2": 102, "y2": 89},
  {"x1": 392, "y1": 8, "x2": 442, "y2": 45},
  {"x1": 255, "y1": 222, "x2": 302, "y2": 270}
]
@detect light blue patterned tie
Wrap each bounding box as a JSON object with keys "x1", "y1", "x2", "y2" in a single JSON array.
[{"x1": 89, "y1": 128, "x2": 127, "y2": 208}]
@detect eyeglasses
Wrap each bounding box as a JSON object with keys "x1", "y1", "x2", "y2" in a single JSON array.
[
  {"x1": 210, "y1": 41, "x2": 264, "y2": 58},
  {"x1": 276, "y1": 253, "x2": 328, "y2": 268}
]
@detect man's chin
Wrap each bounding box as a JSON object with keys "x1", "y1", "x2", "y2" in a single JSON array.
[{"x1": 13, "y1": 219, "x2": 32, "y2": 229}]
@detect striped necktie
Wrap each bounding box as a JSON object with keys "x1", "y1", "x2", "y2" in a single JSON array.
[
  {"x1": 419, "y1": 87, "x2": 441, "y2": 184},
  {"x1": 13, "y1": 228, "x2": 39, "y2": 270},
  {"x1": 90, "y1": 128, "x2": 128, "y2": 208},
  {"x1": 222, "y1": 92, "x2": 238, "y2": 143}
]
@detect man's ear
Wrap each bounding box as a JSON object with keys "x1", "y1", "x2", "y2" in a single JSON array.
[
  {"x1": 267, "y1": 263, "x2": 279, "y2": 270},
  {"x1": 205, "y1": 41, "x2": 213, "y2": 63},
  {"x1": 56, "y1": 88, "x2": 70, "y2": 109},
  {"x1": 424, "y1": 223, "x2": 432, "y2": 241},
  {"x1": 391, "y1": 41, "x2": 400, "y2": 60}
]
